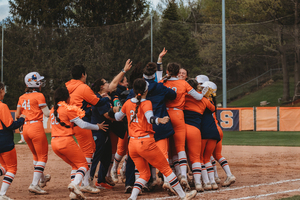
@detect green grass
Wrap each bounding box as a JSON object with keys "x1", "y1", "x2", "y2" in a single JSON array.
[
  {"x1": 228, "y1": 78, "x2": 295, "y2": 107},
  {"x1": 278, "y1": 196, "x2": 300, "y2": 200}
]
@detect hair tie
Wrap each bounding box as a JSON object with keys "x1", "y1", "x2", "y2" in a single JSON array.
[{"x1": 138, "y1": 93, "x2": 141, "y2": 96}]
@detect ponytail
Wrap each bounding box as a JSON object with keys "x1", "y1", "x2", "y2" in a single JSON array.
[
  {"x1": 130, "y1": 78, "x2": 147, "y2": 125},
  {"x1": 53, "y1": 87, "x2": 71, "y2": 128},
  {"x1": 163, "y1": 63, "x2": 180, "y2": 83}
]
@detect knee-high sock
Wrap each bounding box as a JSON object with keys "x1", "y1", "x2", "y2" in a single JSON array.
[
  {"x1": 151, "y1": 167, "x2": 157, "y2": 181},
  {"x1": 74, "y1": 167, "x2": 87, "y2": 185},
  {"x1": 201, "y1": 163, "x2": 209, "y2": 184},
  {"x1": 134, "y1": 167, "x2": 140, "y2": 181},
  {"x1": 211, "y1": 156, "x2": 219, "y2": 178},
  {"x1": 178, "y1": 151, "x2": 187, "y2": 178},
  {"x1": 32, "y1": 161, "x2": 46, "y2": 186},
  {"x1": 192, "y1": 162, "x2": 201, "y2": 185},
  {"x1": 106, "y1": 154, "x2": 114, "y2": 177},
  {"x1": 218, "y1": 157, "x2": 232, "y2": 176},
  {"x1": 129, "y1": 178, "x2": 147, "y2": 200},
  {"x1": 172, "y1": 155, "x2": 181, "y2": 176},
  {"x1": 0, "y1": 172, "x2": 15, "y2": 195},
  {"x1": 71, "y1": 170, "x2": 77, "y2": 182},
  {"x1": 205, "y1": 162, "x2": 216, "y2": 184},
  {"x1": 165, "y1": 172, "x2": 185, "y2": 198},
  {"x1": 112, "y1": 153, "x2": 122, "y2": 172},
  {"x1": 82, "y1": 157, "x2": 92, "y2": 186},
  {"x1": 121, "y1": 154, "x2": 128, "y2": 172}
]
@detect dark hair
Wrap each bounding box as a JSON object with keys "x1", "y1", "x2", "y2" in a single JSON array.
[
  {"x1": 91, "y1": 78, "x2": 106, "y2": 93},
  {"x1": 187, "y1": 79, "x2": 198, "y2": 90},
  {"x1": 72, "y1": 65, "x2": 86, "y2": 80},
  {"x1": 25, "y1": 88, "x2": 36, "y2": 93},
  {"x1": 128, "y1": 62, "x2": 143, "y2": 89},
  {"x1": 163, "y1": 63, "x2": 180, "y2": 83},
  {"x1": 0, "y1": 82, "x2": 4, "y2": 90},
  {"x1": 143, "y1": 62, "x2": 157, "y2": 76},
  {"x1": 53, "y1": 87, "x2": 71, "y2": 128},
  {"x1": 130, "y1": 78, "x2": 146, "y2": 125}
]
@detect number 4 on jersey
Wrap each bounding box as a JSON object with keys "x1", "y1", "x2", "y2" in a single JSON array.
[{"x1": 22, "y1": 99, "x2": 31, "y2": 110}]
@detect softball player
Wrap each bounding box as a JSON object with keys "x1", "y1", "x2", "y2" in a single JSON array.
[
  {"x1": 50, "y1": 87, "x2": 107, "y2": 200},
  {"x1": 114, "y1": 78, "x2": 197, "y2": 200},
  {"x1": 16, "y1": 72, "x2": 51, "y2": 194},
  {"x1": 160, "y1": 63, "x2": 207, "y2": 190},
  {"x1": 184, "y1": 79, "x2": 216, "y2": 192},
  {"x1": 0, "y1": 82, "x2": 26, "y2": 200}
]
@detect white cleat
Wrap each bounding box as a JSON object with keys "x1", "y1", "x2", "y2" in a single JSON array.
[
  {"x1": 203, "y1": 182, "x2": 212, "y2": 191},
  {"x1": 0, "y1": 195, "x2": 14, "y2": 200},
  {"x1": 69, "y1": 192, "x2": 77, "y2": 200},
  {"x1": 180, "y1": 176, "x2": 190, "y2": 191},
  {"x1": 120, "y1": 169, "x2": 126, "y2": 183},
  {"x1": 39, "y1": 174, "x2": 51, "y2": 188},
  {"x1": 68, "y1": 183, "x2": 86, "y2": 200},
  {"x1": 181, "y1": 190, "x2": 197, "y2": 200},
  {"x1": 162, "y1": 181, "x2": 177, "y2": 196},
  {"x1": 111, "y1": 169, "x2": 119, "y2": 183},
  {"x1": 80, "y1": 185, "x2": 100, "y2": 194},
  {"x1": 215, "y1": 176, "x2": 221, "y2": 184},
  {"x1": 195, "y1": 183, "x2": 204, "y2": 192},
  {"x1": 222, "y1": 175, "x2": 236, "y2": 187},
  {"x1": 28, "y1": 184, "x2": 48, "y2": 194},
  {"x1": 211, "y1": 182, "x2": 219, "y2": 190}
]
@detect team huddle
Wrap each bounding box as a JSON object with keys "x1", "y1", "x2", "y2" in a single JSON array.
[{"x1": 0, "y1": 48, "x2": 235, "y2": 200}]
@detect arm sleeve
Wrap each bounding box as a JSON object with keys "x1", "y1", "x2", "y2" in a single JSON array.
[
  {"x1": 188, "y1": 89, "x2": 203, "y2": 100},
  {"x1": 41, "y1": 106, "x2": 50, "y2": 117},
  {"x1": 71, "y1": 117, "x2": 99, "y2": 130},
  {"x1": 156, "y1": 63, "x2": 163, "y2": 82},
  {"x1": 115, "y1": 111, "x2": 126, "y2": 121},
  {"x1": 144, "y1": 110, "x2": 159, "y2": 125},
  {"x1": 6, "y1": 118, "x2": 25, "y2": 131}
]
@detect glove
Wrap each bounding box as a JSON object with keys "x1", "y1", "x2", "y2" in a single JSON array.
[{"x1": 202, "y1": 86, "x2": 209, "y2": 96}]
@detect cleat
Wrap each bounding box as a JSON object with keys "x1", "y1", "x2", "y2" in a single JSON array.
[
  {"x1": 28, "y1": 184, "x2": 48, "y2": 194},
  {"x1": 195, "y1": 183, "x2": 204, "y2": 192},
  {"x1": 125, "y1": 185, "x2": 133, "y2": 193},
  {"x1": 120, "y1": 169, "x2": 126, "y2": 183},
  {"x1": 68, "y1": 183, "x2": 85, "y2": 200},
  {"x1": 215, "y1": 177, "x2": 221, "y2": 184},
  {"x1": 203, "y1": 182, "x2": 212, "y2": 191},
  {"x1": 39, "y1": 174, "x2": 51, "y2": 188},
  {"x1": 162, "y1": 182, "x2": 177, "y2": 196},
  {"x1": 127, "y1": 198, "x2": 133, "y2": 200},
  {"x1": 95, "y1": 182, "x2": 113, "y2": 189},
  {"x1": 111, "y1": 169, "x2": 119, "y2": 183},
  {"x1": 80, "y1": 185, "x2": 100, "y2": 194},
  {"x1": 181, "y1": 190, "x2": 197, "y2": 200},
  {"x1": 17, "y1": 140, "x2": 25, "y2": 144},
  {"x1": 69, "y1": 192, "x2": 77, "y2": 200},
  {"x1": 180, "y1": 176, "x2": 190, "y2": 191},
  {"x1": 0, "y1": 195, "x2": 14, "y2": 200},
  {"x1": 211, "y1": 182, "x2": 218, "y2": 190},
  {"x1": 222, "y1": 175, "x2": 236, "y2": 187},
  {"x1": 142, "y1": 184, "x2": 150, "y2": 192},
  {"x1": 105, "y1": 176, "x2": 115, "y2": 186}
]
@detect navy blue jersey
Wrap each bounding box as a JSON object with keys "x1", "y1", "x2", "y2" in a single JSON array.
[
  {"x1": 200, "y1": 108, "x2": 220, "y2": 141},
  {"x1": 183, "y1": 110, "x2": 202, "y2": 130},
  {"x1": 127, "y1": 79, "x2": 177, "y2": 141}
]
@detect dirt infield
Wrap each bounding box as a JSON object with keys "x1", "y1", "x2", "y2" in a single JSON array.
[{"x1": 2, "y1": 145, "x2": 300, "y2": 200}]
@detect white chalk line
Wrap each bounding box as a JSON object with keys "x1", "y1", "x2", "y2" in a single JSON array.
[{"x1": 141, "y1": 178, "x2": 300, "y2": 200}]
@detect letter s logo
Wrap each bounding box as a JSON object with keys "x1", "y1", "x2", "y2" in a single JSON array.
[{"x1": 220, "y1": 111, "x2": 233, "y2": 129}]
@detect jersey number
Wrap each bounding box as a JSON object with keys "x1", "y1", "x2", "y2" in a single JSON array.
[
  {"x1": 50, "y1": 113, "x2": 59, "y2": 125},
  {"x1": 22, "y1": 100, "x2": 31, "y2": 110},
  {"x1": 169, "y1": 87, "x2": 177, "y2": 93},
  {"x1": 130, "y1": 110, "x2": 138, "y2": 123}
]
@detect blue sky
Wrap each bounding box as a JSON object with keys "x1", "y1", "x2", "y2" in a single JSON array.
[{"x1": 0, "y1": 0, "x2": 160, "y2": 21}]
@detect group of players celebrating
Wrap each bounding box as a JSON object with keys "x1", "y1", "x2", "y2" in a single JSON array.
[{"x1": 0, "y1": 48, "x2": 235, "y2": 200}]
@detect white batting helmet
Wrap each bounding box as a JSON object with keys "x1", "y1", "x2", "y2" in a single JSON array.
[
  {"x1": 195, "y1": 75, "x2": 209, "y2": 85},
  {"x1": 24, "y1": 72, "x2": 45, "y2": 88},
  {"x1": 202, "y1": 81, "x2": 217, "y2": 97}
]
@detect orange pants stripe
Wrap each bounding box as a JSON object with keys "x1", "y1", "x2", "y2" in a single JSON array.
[
  {"x1": 129, "y1": 137, "x2": 173, "y2": 181},
  {"x1": 0, "y1": 148, "x2": 17, "y2": 174},
  {"x1": 167, "y1": 109, "x2": 186, "y2": 153},
  {"x1": 23, "y1": 122, "x2": 48, "y2": 162},
  {"x1": 73, "y1": 126, "x2": 95, "y2": 158},
  {"x1": 185, "y1": 124, "x2": 201, "y2": 164},
  {"x1": 51, "y1": 136, "x2": 88, "y2": 170}
]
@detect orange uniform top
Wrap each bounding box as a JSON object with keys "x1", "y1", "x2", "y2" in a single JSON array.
[
  {"x1": 50, "y1": 106, "x2": 79, "y2": 137},
  {"x1": 184, "y1": 94, "x2": 215, "y2": 114},
  {"x1": 17, "y1": 91, "x2": 47, "y2": 122},
  {"x1": 121, "y1": 99, "x2": 155, "y2": 138},
  {"x1": 65, "y1": 79, "x2": 99, "y2": 108},
  {"x1": 160, "y1": 78, "x2": 193, "y2": 110},
  {"x1": 0, "y1": 102, "x2": 13, "y2": 130}
]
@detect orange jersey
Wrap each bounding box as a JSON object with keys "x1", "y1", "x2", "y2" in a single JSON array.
[
  {"x1": 17, "y1": 91, "x2": 47, "y2": 122},
  {"x1": 160, "y1": 78, "x2": 193, "y2": 110},
  {"x1": 121, "y1": 99, "x2": 155, "y2": 138},
  {"x1": 50, "y1": 106, "x2": 79, "y2": 137},
  {"x1": 184, "y1": 94, "x2": 215, "y2": 114},
  {"x1": 65, "y1": 79, "x2": 99, "y2": 108},
  {"x1": 0, "y1": 102, "x2": 13, "y2": 130}
]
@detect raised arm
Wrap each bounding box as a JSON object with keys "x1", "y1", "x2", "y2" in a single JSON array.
[
  {"x1": 156, "y1": 48, "x2": 167, "y2": 82},
  {"x1": 108, "y1": 59, "x2": 132, "y2": 92}
]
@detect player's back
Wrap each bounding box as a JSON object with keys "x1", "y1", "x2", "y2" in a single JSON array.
[{"x1": 17, "y1": 91, "x2": 46, "y2": 122}]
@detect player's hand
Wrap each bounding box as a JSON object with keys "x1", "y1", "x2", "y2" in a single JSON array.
[
  {"x1": 158, "y1": 116, "x2": 169, "y2": 124},
  {"x1": 97, "y1": 121, "x2": 109, "y2": 132},
  {"x1": 113, "y1": 106, "x2": 120, "y2": 113},
  {"x1": 20, "y1": 114, "x2": 26, "y2": 119},
  {"x1": 123, "y1": 59, "x2": 133, "y2": 72},
  {"x1": 159, "y1": 48, "x2": 167, "y2": 59},
  {"x1": 101, "y1": 93, "x2": 111, "y2": 100}
]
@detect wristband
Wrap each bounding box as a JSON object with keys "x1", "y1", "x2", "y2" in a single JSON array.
[{"x1": 121, "y1": 69, "x2": 126, "y2": 73}]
